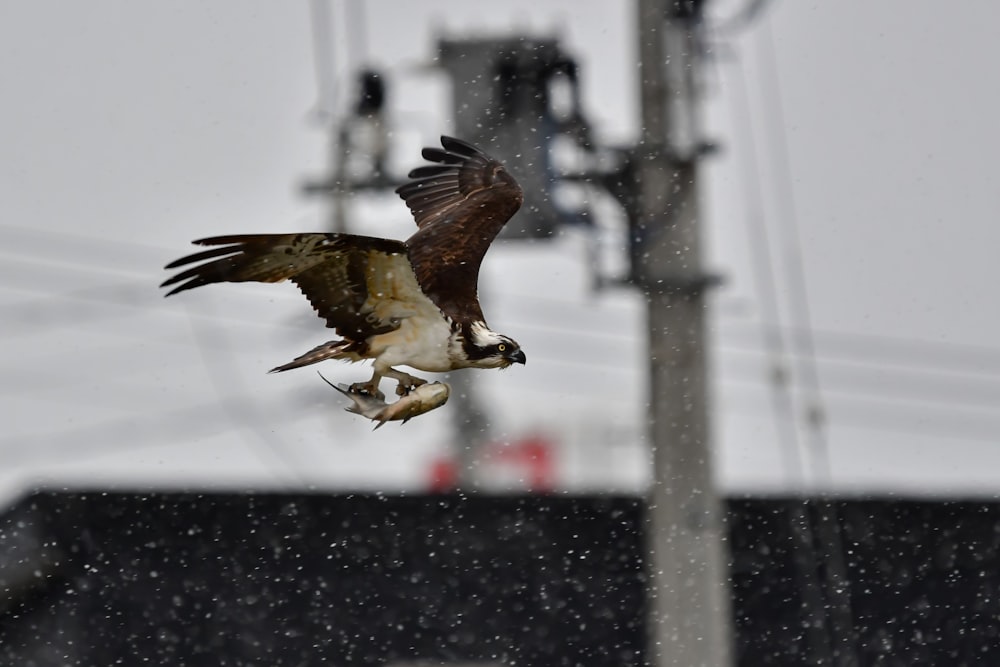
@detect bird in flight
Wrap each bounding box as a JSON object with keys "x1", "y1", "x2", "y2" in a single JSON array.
[{"x1": 162, "y1": 136, "x2": 526, "y2": 403}]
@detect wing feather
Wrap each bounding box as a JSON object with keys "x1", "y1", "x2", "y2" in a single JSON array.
[
  {"x1": 396, "y1": 136, "x2": 523, "y2": 323},
  {"x1": 419, "y1": 147, "x2": 468, "y2": 165},
  {"x1": 161, "y1": 233, "x2": 420, "y2": 339},
  {"x1": 405, "y1": 165, "x2": 460, "y2": 180},
  {"x1": 400, "y1": 183, "x2": 457, "y2": 199}
]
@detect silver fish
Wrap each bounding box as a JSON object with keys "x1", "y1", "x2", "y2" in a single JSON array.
[{"x1": 318, "y1": 372, "x2": 450, "y2": 429}]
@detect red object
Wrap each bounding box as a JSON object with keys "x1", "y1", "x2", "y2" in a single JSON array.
[
  {"x1": 428, "y1": 458, "x2": 458, "y2": 493},
  {"x1": 428, "y1": 434, "x2": 556, "y2": 492},
  {"x1": 491, "y1": 436, "x2": 555, "y2": 491}
]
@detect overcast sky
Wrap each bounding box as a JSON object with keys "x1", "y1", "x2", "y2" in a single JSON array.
[{"x1": 3, "y1": 1, "x2": 999, "y2": 504}]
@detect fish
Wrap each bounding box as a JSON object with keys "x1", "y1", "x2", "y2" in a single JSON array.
[{"x1": 318, "y1": 372, "x2": 450, "y2": 429}]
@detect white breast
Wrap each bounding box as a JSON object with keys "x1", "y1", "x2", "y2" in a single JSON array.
[
  {"x1": 359, "y1": 261, "x2": 463, "y2": 373},
  {"x1": 369, "y1": 314, "x2": 455, "y2": 372}
]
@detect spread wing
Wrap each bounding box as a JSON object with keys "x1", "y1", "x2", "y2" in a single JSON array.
[
  {"x1": 161, "y1": 233, "x2": 425, "y2": 340},
  {"x1": 396, "y1": 136, "x2": 523, "y2": 323}
]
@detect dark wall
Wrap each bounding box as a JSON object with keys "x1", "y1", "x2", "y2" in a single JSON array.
[
  {"x1": 4, "y1": 493, "x2": 1000, "y2": 666},
  {"x1": 728, "y1": 498, "x2": 1000, "y2": 666},
  {"x1": 0, "y1": 493, "x2": 646, "y2": 667}
]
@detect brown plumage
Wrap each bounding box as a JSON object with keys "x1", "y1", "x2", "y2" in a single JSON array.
[
  {"x1": 399, "y1": 136, "x2": 524, "y2": 322},
  {"x1": 163, "y1": 233, "x2": 408, "y2": 342},
  {"x1": 161, "y1": 136, "x2": 527, "y2": 400}
]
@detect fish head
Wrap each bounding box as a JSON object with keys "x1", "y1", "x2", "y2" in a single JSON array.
[{"x1": 384, "y1": 382, "x2": 450, "y2": 423}]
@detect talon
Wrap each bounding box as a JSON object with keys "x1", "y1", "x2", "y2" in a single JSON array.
[
  {"x1": 350, "y1": 382, "x2": 385, "y2": 402},
  {"x1": 395, "y1": 375, "x2": 428, "y2": 396}
]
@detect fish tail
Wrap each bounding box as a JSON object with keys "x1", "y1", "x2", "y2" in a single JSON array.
[{"x1": 317, "y1": 372, "x2": 384, "y2": 418}]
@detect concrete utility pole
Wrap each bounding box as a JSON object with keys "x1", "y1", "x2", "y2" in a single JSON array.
[
  {"x1": 437, "y1": 36, "x2": 584, "y2": 487},
  {"x1": 635, "y1": 1, "x2": 733, "y2": 665}
]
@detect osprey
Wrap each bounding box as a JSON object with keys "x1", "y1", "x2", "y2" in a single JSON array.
[{"x1": 162, "y1": 136, "x2": 526, "y2": 401}]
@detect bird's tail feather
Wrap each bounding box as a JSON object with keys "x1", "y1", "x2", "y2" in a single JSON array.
[{"x1": 269, "y1": 340, "x2": 352, "y2": 373}]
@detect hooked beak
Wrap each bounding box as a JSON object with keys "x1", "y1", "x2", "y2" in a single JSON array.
[{"x1": 510, "y1": 349, "x2": 526, "y2": 365}]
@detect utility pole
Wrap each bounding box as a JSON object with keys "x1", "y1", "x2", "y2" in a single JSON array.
[
  {"x1": 437, "y1": 36, "x2": 587, "y2": 488},
  {"x1": 635, "y1": 1, "x2": 733, "y2": 665}
]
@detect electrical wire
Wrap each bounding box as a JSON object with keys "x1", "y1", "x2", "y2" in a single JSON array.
[
  {"x1": 757, "y1": 19, "x2": 832, "y2": 481},
  {"x1": 6, "y1": 247, "x2": 1000, "y2": 422},
  {"x1": 308, "y1": 0, "x2": 337, "y2": 121},
  {"x1": 724, "y1": 38, "x2": 808, "y2": 488},
  {"x1": 721, "y1": 347, "x2": 1000, "y2": 411},
  {"x1": 7, "y1": 241, "x2": 1000, "y2": 393},
  {"x1": 1, "y1": 391, "x2": 316, "y2": 467},
  {"x1": 4, "y1": 223, "x2": 1000, "y2": 465},
  {"x1": 8, "y1": 222, "x2": 1000, "y2": 376},
  {"x1": 184, "y1": 302, "x2": 313, "y2": 487},
  {"x1": 714, "y1": 24, "x2": 836, "y2": 662},
  {"x1": 722, "y1": 378, "x2": 1000, "y2": 444},
  {"x1": 753, "y1": 19, "x2": 858, "y2": 664}
]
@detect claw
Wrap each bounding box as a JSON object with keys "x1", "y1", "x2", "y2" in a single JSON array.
[
  {"x1": 349, "y1": 381, "x2": 385, "y2": 402},
  {"x1": 395, "y1": 375, "x2": 428, "y2": 396}
]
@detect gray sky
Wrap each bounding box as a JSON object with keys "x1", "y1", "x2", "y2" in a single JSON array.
[{"x1": 3, "y1": 1, "x2": 999, "y2": 504}]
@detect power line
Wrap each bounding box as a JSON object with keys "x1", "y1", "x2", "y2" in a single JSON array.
[
  {"x1": 0, "y1": 223, "x2": 171, "y2": 272},
  {"x1": 755, "y1": 19, "x2": 858, "y2": 664},
  {"x1": 721, "y1": 348, "x2": 1000, "y2": 411},
  {"x1": 0, "y1": 390, "x2": 317, "y2": 467},
  {"x1": 718, "y1": 323, "x2": 1000, "y2": 379},
  {"x1": 184, "y1": 302, "x2": 316, "y2": 487},
  {"x1": 308, "y1": 0, "x2": 338, "y2": 121},
  {"x1": 6, "y1": 268, "x2": 1000, "y2": 421},
  {"x1": 725, "y1": 36, "x2": 807, "y2": 487},
  {"x1": 719, "y1": 34, "x2": 843, "y2": 663},
  {"x1": 757, "y1": 20, "x2": 831, "y2": 479},
  {"x1": 7, "y1": 223, "x2": 1000, "y2": 377},
  {"x1": 6, "y1": 230, "x2": 1000, "y2": 424},
  {"x1": 6, "y1": 264, "x2": 1000, "y2": 415},
  {"x1": 721, "y1": 379, "x2": 1000, "y2": 444},
  {"x1": 7, "y1": 319, "x2": 1000, "y2": 423}
]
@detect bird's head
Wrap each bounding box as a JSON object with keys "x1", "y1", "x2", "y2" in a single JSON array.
[{"x1": 465, "y1": 322, "x2": 526, "y2": 369}]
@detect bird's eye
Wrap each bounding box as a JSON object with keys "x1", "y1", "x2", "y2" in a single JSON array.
[{"x1": 497, "y1": 344, "x2": 506, "y2": 352}]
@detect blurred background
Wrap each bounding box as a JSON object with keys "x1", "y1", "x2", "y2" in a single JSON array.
[
  {"x1": 3, "y1": 1, "x2": 1000, "y2": 665},
  {"x1": 5, "y1": 0, "x2": 1000, "y2": 500}
]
